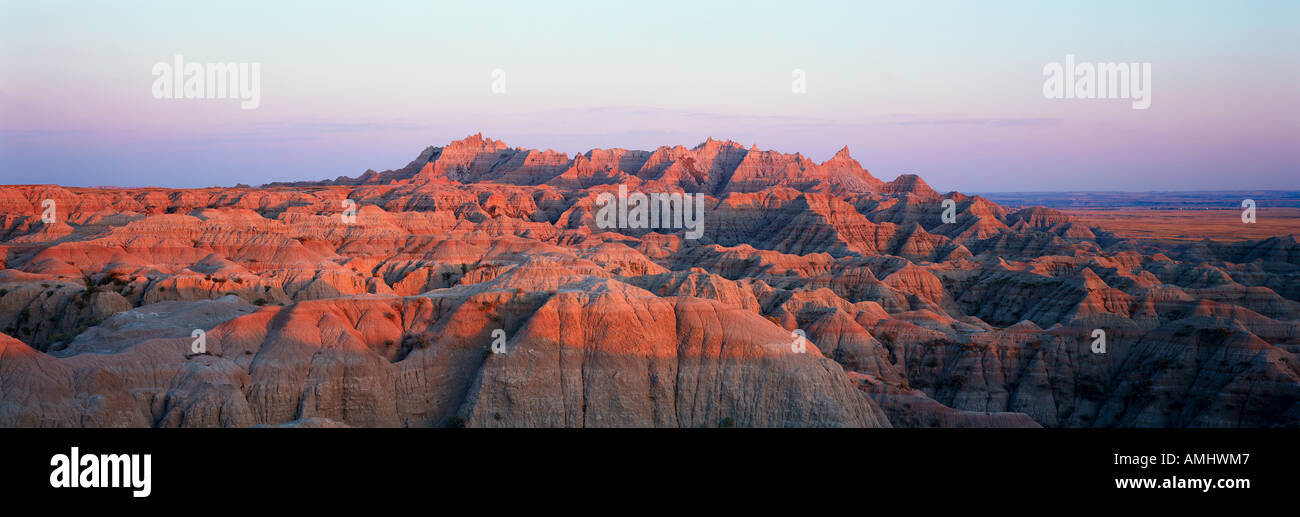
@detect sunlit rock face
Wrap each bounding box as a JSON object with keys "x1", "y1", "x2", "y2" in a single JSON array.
[{"x1": 1, "y1": 135, "x2": 1297, "y2": 428}]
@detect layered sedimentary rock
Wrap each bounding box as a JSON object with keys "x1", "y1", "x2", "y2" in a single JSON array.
[{"x1": 1, "y1": 135, "x2": 1297, "y2": 427}]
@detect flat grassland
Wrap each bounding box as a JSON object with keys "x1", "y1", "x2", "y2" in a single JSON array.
[{"x1": 1066, "y1": 208, "x2": 1300, "y2": 242}]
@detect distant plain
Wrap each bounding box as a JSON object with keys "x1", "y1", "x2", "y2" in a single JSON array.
[{"x1": 978, "y1": 191, "x2": 1300, "y2": 242}]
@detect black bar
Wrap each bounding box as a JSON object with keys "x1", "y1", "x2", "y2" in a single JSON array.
[{"x1": 3, "y1": 428, "x2": 1292, "y2": 506}]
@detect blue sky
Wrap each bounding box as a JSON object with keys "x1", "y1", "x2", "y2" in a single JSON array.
[{"x1": 1, "y1": 0, "x2": 1297, "y2": 191}]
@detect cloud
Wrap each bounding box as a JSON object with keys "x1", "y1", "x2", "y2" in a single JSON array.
[
  {"x1": 541, "y1": 106, "x2": 829, "y2": 124},
  {"x1": 0, "y1": 128, "x2": 93, "y2": 140},
  {"x1": 884, "y1": 117, "x2": 1062, "y2": 127},
  {"x1": 542, "y1": 106, "x2": 1062, "y2": 131},
  {"x1": 249, "y1": 121, "x2": 438, "y2": 133}
]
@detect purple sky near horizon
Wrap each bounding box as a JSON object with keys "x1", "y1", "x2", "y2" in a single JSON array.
[{"x1": 1, "y1": 1, "x2": 1297, "y2": 192}]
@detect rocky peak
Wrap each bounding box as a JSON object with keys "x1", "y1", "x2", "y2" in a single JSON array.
[
  {"x1": 881, "y1": 174, "x2": 939, "y2": 199},
  {"x1": 831, "y1": 146, "x2": 853, "y2": 161},
  {"x1": 444, "y1": 132, "x2": 509, "y2": 153}
]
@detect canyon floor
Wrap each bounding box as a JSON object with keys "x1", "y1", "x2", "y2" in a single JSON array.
[{"x1": 1, "y1": 134, "x2": 1297, "y2": 428}]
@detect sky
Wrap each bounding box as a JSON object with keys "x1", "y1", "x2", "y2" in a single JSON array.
[{"x1": 1, "y1": 0, "x2": 1297, "y2": 191}]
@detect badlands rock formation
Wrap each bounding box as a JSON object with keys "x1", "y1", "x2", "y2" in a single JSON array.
[{"x1": 1, "y1": 134, "x2": 1297, "y2": 427}]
